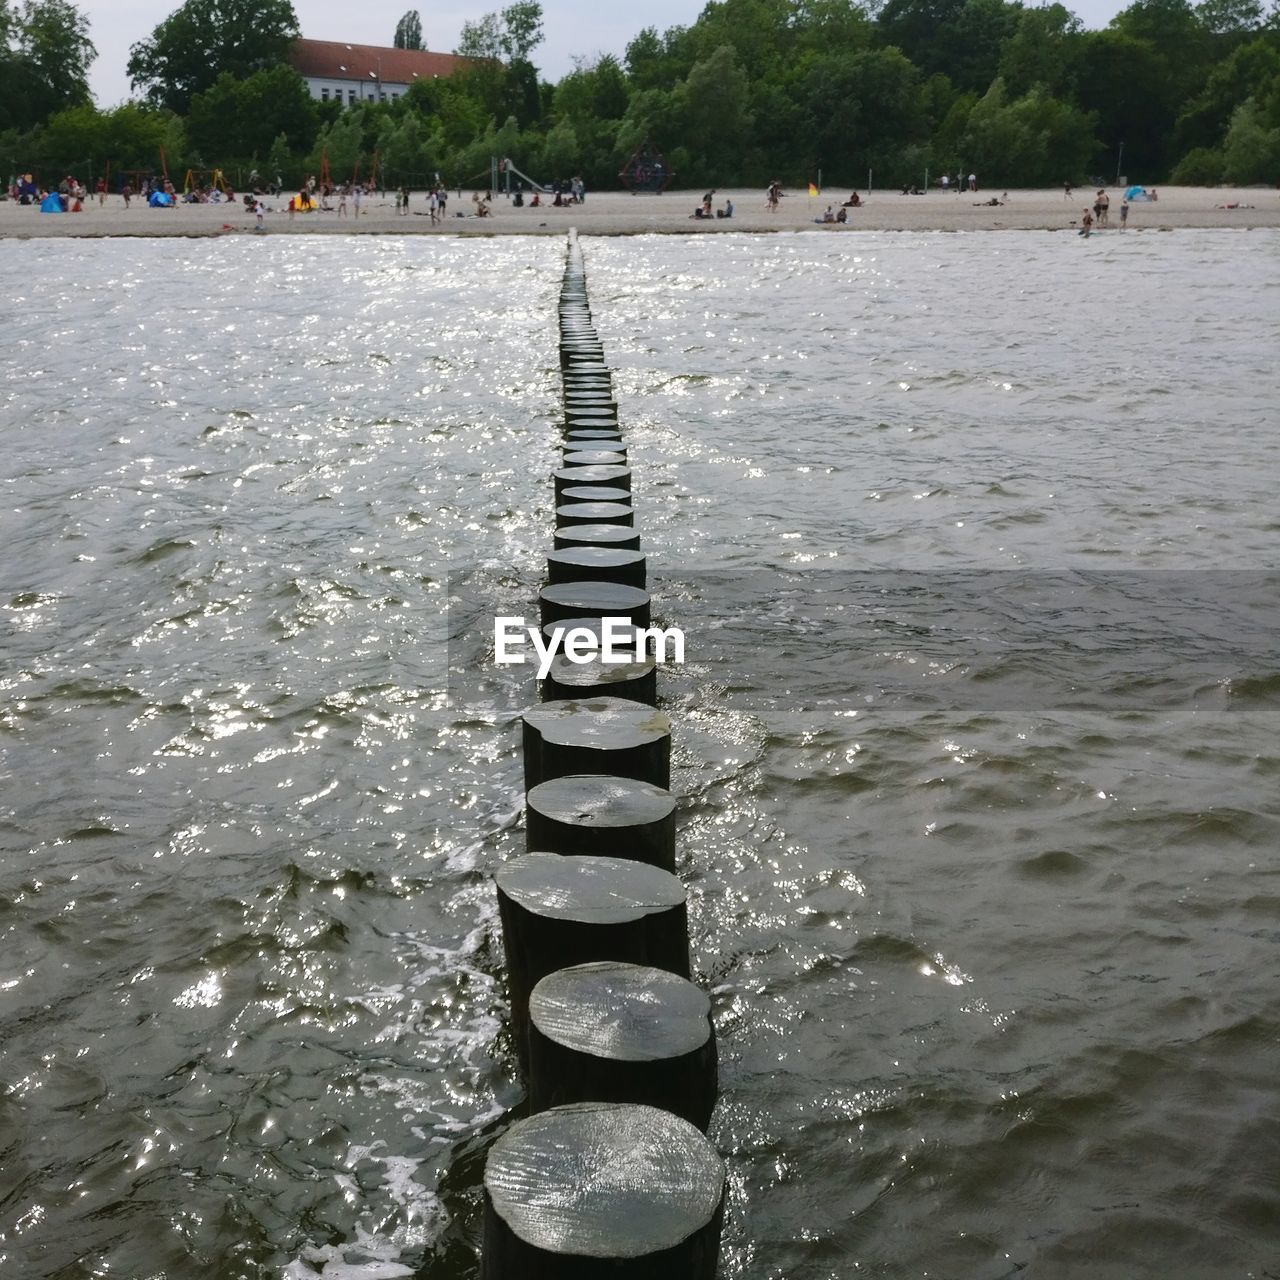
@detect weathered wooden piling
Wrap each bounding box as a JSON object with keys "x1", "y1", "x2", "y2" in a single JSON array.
[
  {"x1": 526, "y1": 774, "x2": 676, "y2": 869},
  {"x1": 481, "y1": 1103, "x2": 725, "y2": 1280},
  {"x1": 553, "y1": 464, "x2": 631, "y2": 503},
  {"x1": 554, "y1": 501, "x2": 635, "y2": 529},
  {"x1": 528, "y1": 962, "x2": 717, "y2": 1131},
  {"x1": 522, "y1": 697, "x2": 670, "y2": 790},
  {"x1": 541, "y1": 653, "x2": 658, "y2": 704},
  {"x1": 553, "y1": 523, "x2": 641, "y2": 550},
  {"x1": 496, "y1": 851, "x2": 690, "y2": 1063},
  {"x1": 539, "y1": 581, "x2": 652, "y2": 629},
  {"x1": 546, "y1": 545, "x2": 646, "y2": 588},
  {"x1": 561, "y1": 449, "x2": 629, "y2": 467},
  {"x1": 482, "y1": 235, "x2": 722, "y2": 1280}
]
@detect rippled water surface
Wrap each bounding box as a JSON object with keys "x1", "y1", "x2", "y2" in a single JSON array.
[{"x1": 1, "y1": 232, "x2": 1277, "y2": 1280}]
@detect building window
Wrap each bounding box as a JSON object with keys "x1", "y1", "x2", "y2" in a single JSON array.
[
  {"x1": 348, "y1": 89, "x2": 356, "y2": 104},
  {"x1": 321, "y1": 88, "x2": 329, "y2": 101}
]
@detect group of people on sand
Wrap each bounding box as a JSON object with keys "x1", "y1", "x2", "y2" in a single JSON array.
[
  {"x1": 9, "y1": 173, "x2": 128, "y2": 210},
  {"x1": 1078, "y1": 190, "x2": 1130, "y2": 236},
  {"x1": 691, "y1": 188, "x2": 734, "y2": 219}
]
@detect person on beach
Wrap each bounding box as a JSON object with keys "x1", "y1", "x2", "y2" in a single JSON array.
[
  {"x1": 1120, "y1": 197, "x2": 1129, "y2": 229},
  {"x1": 399, "y1": 184, "x2": 410, "y2": 215},
  {"x1": 337, "y1": 183, "x2": 348, "y2": 217},
  {"x1": 1079, "y1": 207, "x2": 1093, "y2": 237},
  {"x1": 122, "y1": 182, "x2": 132, "y2": 208},
  {"x1": 843, "y1": 191, "x2": 862, "y2": 207},
  {"x1": 254, "y1": 198, "x2": 265, "y2": 232},
  {"x1": 1064, "y1": 180, "x2": 1073, "y2": 199},
  {"x1": 428, "y1": 188, "x2": 438, "y2": 224},
  {"x1": 767, "y1": 180, "x2": 781, "y2": 212},
  {"x1": 969, "y1": 172, "x2": 977, "y2": 191},
  {"x1": 95, "y1": 177, "x2": 106, "y2": 206},
  {"x1": 353, "y1": 183, "x2": 362, "y2": 216}
]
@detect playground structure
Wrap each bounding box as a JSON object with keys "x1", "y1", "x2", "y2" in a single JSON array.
[
  {"x1": 182, "y1": 167, "x2": 230, "y2": 195},
  {"x1": 496, "y1": 155, "x2": 551, "y2": 195},
  {"x1": 619, "y1": 141, "x2": 673, "y2": 194}
]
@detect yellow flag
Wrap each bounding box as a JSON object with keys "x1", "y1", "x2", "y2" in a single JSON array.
[{"x1": 808, "y1": 182, "x2": 819, "y2": 197}]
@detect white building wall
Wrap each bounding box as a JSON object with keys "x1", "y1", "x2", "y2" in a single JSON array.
[{"x1": 302, "y1": 76, "x2": 412, "y2": 105}]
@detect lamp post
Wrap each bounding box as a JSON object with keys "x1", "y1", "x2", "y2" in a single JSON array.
[{"x1": 1116, "y1": 140, "x2": 1125, "y2": 186}]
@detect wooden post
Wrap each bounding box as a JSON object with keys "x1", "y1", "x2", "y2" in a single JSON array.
[
  {"x1": 526, "y1": 774, "x2": 676, "y2": 870},
  {"x1": 481, "y1": 1103, "x2": 725, "y2": 1279},
  {"x1": 522, "y1": 696, "x2": 670, "y2": 789},
  {"x1": 496, "y1": 851, "x2": 690, "y2": 1065},
  {"x1": 539, "y1": 581, "x2": 651, "y2": 628},
  {"x1": 528, "y1": 962, "x2": 717, "y2": 1131}
]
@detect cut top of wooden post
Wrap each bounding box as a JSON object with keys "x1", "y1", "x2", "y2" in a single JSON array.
[
  {"x1": 523, "y1": 697, "x2": 669, "y2": 751},
  {"x1": 496, "y1": 851, "x2": 685, "y2": 924},
  {"x1": 530, "y1": 961, "x2": 711, "y2": 1062},
  {"x1": 483, "y1": 1102, "x2": 725, "y2": 1259}
]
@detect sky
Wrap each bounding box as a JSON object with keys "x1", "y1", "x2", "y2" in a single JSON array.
[{"x1": 82, "y1": 0, "x2": 1131, "y2": 107}]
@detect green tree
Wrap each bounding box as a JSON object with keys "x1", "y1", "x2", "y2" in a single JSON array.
[
  {"x1": 266, "y1": 131, "x2": 291, "y2": 185},
  {"x1": 682, "y1": 44, "x2": 753, "y2": 178},
  {"x1": 961, "y1": 78, "x2": 1098, "y2": 184},
  {"x1": 1169, "y1": 143, "x2": 1225, "y2": 179},
  {"x1": 186, "y1": 65, "x2": 318, "y2": 162},
  {"x1": 541, "y1": 116, "x2": 579, "y2": 176},
  {"x1": 394, "y1": 8, "x2": 423, "y2": 49},
  {"x1": 379, "y1": 111, "x2": 428, "y2": 180},
  {"x1": 1220, "y1": 94, "x2": 1280, "y2": 177},
  {"x1": 33, "y1": 101, "x2": 176, "y2": 176},
  {"x1": 1196, "y1": 0, "x2": 1263, "y2": 34},
  {"x1": 1, "y1": 0, "x2": 95, "y2": 130},
  {"x1": 801, "y1": 46, "x2": 925, "y2": 182},
  {"x1": 309, "y1": 111, "x2": 364, "y2": 182},
  {"x1": 1174, "y1": 35, "x2": 1280, "y2": 150},
  {"x1": 1078, "y1": 29, "x2": 1181, "y2": 176},
  {"x1": 876, "y1": 0, "x2": 1020, "y2": 93},
  {"x1": 997, "y1": 4, "x2": 1083, "y2": 99},
  {"x1": 455, "y1": 3, "x2": 545, "y2": 125},
  {"x1": 128, "y1": 0, "x2": 300, "y2": 113}
]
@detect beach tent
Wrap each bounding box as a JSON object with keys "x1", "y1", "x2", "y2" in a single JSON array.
[
  {"x1": 148, "y1": 190, "x2": 173, "y2": 207},
  {"x1": 39, "y1": 193, "x2": 63, "y2": 212},
  {"x1": 1124, "y1": 185, "x2": 1147, "y2": 201}
]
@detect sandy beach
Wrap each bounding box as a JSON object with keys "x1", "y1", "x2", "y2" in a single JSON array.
[{"x1": 3, "y1": 184, "x2": 1277, "y2": 238}]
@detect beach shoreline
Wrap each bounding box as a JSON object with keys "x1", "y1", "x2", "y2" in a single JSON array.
[{"x1": 3, "y1": 185, "x2": 1277, "y2": 239}]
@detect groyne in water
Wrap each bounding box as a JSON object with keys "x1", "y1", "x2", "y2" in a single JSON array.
[{"x1": 479, "y1": 232, "x2": 726, "y2": 1277}]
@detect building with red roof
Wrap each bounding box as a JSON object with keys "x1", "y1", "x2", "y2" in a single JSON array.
[{"x1": 287, "y1": 39, "x2": 474, "y2": 107}]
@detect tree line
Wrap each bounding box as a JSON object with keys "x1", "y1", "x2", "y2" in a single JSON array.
[{"x1": 3, "y1": 0, "x2": 1279, "y2": 194}]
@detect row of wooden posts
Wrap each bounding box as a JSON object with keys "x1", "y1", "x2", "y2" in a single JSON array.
[{"x1": 479, "y1": 232, "x2": 726, "y2": 1277}]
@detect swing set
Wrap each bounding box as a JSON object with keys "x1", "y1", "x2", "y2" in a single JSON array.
[{"x1": 182, "y1": 167, "x2": 230, "y2": 195}]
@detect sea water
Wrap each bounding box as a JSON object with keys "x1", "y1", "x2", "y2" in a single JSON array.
[{"x1": 1, "y1": 230, "x2": 1277, "y2": 1279}]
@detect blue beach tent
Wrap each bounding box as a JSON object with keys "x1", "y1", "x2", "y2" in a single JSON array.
[
  {"x1": 39, "y1": 193, "x2": 63, "y2": 212},
  {"x1": 148, "y1": 190, "x2": 173, "y2": 207},
  {"x1": 1124, "y1": 185, "x2": 1147, "y2": 201}
]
